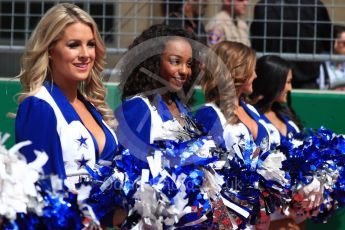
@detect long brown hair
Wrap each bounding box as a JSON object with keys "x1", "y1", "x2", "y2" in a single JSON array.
[{"x1": 201, "y1": 41, "x2": 256, "y2": 124}]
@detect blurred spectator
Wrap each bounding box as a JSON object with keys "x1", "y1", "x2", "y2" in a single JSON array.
[
  {"x1": 250, "y1": 0, "x2": 332, "y2": 89},
  {"x1": 319, "y1": 24, "x2": 345, "y2": 90},
  {"x1": 162, "y1": 0, "x2": 209, "y2": 45},
  {"x1": 206, "y1": 0, "x2": 250, "y2": 46}
]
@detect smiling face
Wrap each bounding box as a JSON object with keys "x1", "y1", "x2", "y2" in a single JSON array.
[
  {"x1": 276, "y1": 69, "x2": 293, "y2": 103},
  {"x1": 49, "y1": 22, "x2": 96, "y2": 87},
  {"x1": 159, "y1": 38, "x2": 193, "y2": 92}
]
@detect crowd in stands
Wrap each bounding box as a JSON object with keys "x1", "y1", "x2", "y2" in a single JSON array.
[{"x1": 162, "y1": 0, "x2": 344, "y2": 90}]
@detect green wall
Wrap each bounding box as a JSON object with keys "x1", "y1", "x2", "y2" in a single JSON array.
[
  {"x1": 1, "y1": 79, "x2": 345, "y2": 229},
  {"x1": 0, "y1": 79, "x2": 20, "y2": 148},
  {"x1": 291, "y1": 90, "x2": 345, "y2": 134}
]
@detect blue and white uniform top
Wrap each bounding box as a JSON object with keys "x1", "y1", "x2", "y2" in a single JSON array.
[
  {"x1": 15, "y1": 82, "x2": 118, "y2": 190},
  {"x1": 195, "y1": 101, "x2": 275, "y2": 225},
  {"x1": 260, "y1": 112, "x2": 300, "y2": 149},
  {"x1": 115, "y1": 94, "x2": 191, "y2": 156},
  {"x1": 195, "y1": 100, "x2": 271, "y2": 154}
]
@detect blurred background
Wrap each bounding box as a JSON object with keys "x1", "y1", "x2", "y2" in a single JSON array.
[{"x1": 1, "y1": 0, "x2": 345, "y2": 82}]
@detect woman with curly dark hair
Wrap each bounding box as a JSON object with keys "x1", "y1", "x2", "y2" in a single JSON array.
[
  {"x1": 115, "y1": 24, "x2": 203, "y2": 157},
  {"x1": 120, "y1": 24, "x2": 200, "y2": 101},
  {"x1": 114, "y1": 24, "x2": 220, "y2": 228}
]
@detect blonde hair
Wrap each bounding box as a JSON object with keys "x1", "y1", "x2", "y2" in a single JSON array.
[
  {"x1": 17, "y1": 3, "x2": 115, "y2": 127},
  {"x1": 201, "y1": 41, "x2": 256, "y2": 124}
]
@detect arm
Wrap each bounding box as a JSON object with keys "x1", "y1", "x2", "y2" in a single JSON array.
[
  {"x1": 15, "y1": 97, "x2": 66, "y2": 178},
  {"x1": 196, "y1": 105, "x2": 252, "y2": 152},
  {"x1": 115, "y1": 97, "x2": 152, "y2": 155},
  {"x1": 195, "y1": 105, "x2": 225, "y2": 148}
]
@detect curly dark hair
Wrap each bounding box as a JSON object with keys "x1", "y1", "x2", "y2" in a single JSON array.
[{"x1": 119, "y1": 24, "x2": 201, "y2": 105}]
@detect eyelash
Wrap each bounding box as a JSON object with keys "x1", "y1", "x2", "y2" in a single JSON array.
[
  {"x1": 88, "y1": 41, "x2": 96, "y2": 48},
  {"x1": 67, "y1": 42, "x2": 80, "y2": 48},
  {"x1": 67, "y1": 41, "x2": 96, "y2": 49},
  {"x1": 170, "y1": 58, "x2": 180, "y2": 65},
  {"x1": 170, "y1": 58, "x2": 193, "y2": 67}
]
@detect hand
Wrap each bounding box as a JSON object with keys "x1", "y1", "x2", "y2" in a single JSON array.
[{"x1": 299, "y1": 178, "x2": 323, "y2": 210}]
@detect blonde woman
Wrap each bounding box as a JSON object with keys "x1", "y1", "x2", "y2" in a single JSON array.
[
  {"x1": 196, "y1": 41, "x2": 270, "y2": 156},
  {"x1": 15, "y1": 3, "x2": 118, "y2": 190},
  {"x1": 195, "y1": 41, "x2": 273, "y2": 229}
]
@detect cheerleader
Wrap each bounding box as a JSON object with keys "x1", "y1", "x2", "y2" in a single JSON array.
[
  {"x1": 250, "y1": 55, "x2": 323, "y2": 230},
  {"x1": 15, "y1": 3, "x2": 118, "y2": 191},
  {"x1": 114, "y1": 24, "x2": 219, "y2": 228},
  {"x1": 195, "y1": 41, "x2": 269, "y2": 156},
  {"x1": 195, "y1": 41, "x2": 287, "y2": 229}
]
